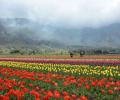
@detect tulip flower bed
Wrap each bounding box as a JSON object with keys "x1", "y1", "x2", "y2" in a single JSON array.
[
  {"x1": 0, "y1": 58, "x2": 120, "y2": 66},
  {"x1": 1, "y1": 55, "x2": 120, "y2": 59},
  {"x1": 0, "y1": 62, "x2": 120, "y2": 100}
]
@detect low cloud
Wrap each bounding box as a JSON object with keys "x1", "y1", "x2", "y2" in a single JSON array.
[{"x1": 0, "y1": 0, "x2": 120, "y2": 28}]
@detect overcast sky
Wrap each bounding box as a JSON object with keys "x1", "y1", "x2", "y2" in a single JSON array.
[{"x1": 0, "y1": 0, "x2": 120, "y2": 28}]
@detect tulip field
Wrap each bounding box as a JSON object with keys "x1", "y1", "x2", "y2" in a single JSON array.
[{"x1": 0, "y1": 57, "x2": 120, "y2": 100}]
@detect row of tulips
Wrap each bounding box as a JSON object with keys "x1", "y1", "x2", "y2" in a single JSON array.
[
  {"x1": 0, "y1": 61, "x2": 119, "y2": 100},
  {"x1": 0, "y1": 62, "x2": 119, "y2": 78},
  {"x1": 0, "y1": 58, "x2": 120, "y2": 65}
]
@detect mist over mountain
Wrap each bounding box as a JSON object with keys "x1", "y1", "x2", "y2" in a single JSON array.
[
  {"x1": 0, "y1": 17, "x2": 120, "y2": 49},
  {"x1": 0, "y1": 0, "x2": 120, "y2": 50}
]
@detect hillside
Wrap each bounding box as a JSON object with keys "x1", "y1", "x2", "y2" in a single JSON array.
[{"x1": 0, "y1": 18, "x2": 120, "y2": 49}]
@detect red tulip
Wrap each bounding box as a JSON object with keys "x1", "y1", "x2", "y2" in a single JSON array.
[
  {"x1": 43, "y1": 96, "x2": 50, "y2": 100},
  {"x1": 40, "y1": 77, "x2": 44, "y2": 81},
  {"x1": 30, "y1": 90, "x2": 40, "y2": 99},
  {"x1": 81, "y1": 96, "x2": 87, "y2": 100},
  {"x1": 77, "y1": 98, "x2": 81, "y2": 100},
  {"x1": 3, "y1": 95, "x2": 10, "y2": 100},
  {"x1": 64, "y1": 95, "x2": 71, "y2": 100},
  {"x1": 63, "y1": 82, "x2": 69, "y2": 86},
  {"x1": 0, "y1": 86, "x2": 3, "y2": 91},
  {"x1": 101, "y1": 89, "x2": 106, "y2": 94},
  {"x1": 36, "y1": 86, "x2": 39, "y2": 90},
  {"x1": 41, "y1": 89, "x2": 45, "y2": 94},
  {"x1": 109, "y1": 78, "x2": 113, "y2": 81},
  {"x1": 20, "y1": 85, "x2": 24, "y2": 89},
  {"x1": 29, "y1": 83, "x2": 33, "y2": 87},
  {"x1": 108, "y1": 90, "x2": 113, "y2": 95},
  {"x1": 46, "y1": 90, "x2": 53, "y2": 97},
  {"x1": 53, "y1": 82, "x2": 58, "y2": 86},
  {"x1": 92, "y1": 82, "x2": 96, "y2": 87},
  {"x1": 85, "y1": 84, "x2": 90, "y2": 90},
  {"x1": 6, "y1": 84, "x2": 12, "y2": 89},
  {"x1": 71, "y1": 94, "x2": 77, "y2": 99},
  {"x1": 0, "y1": 95, "x2": 4, "y2": 100},
  {"x1": 23, "y1": 88, "x2": 28, "y2": 93},
  {"x1": 114, "y1": 87, "x2": 119, "y2": 91},
  {"x1": 78, "y1": 83, "x2": 82, "y2": 87},
  {"x1": 63, "y1": 91, "x2": 68, "y2": 96},
  {"x1": 54, "y1": 91, "x2": 61, "y2": 99},
  {"x1": 106, "y1": 84, "x2": 110, "y2": 88}
]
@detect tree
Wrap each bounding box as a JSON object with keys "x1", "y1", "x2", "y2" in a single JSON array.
[
  {"x1": 80, "y1": 50, "x2": 85, "y2": 57},
  {"x1": 10, "y1": 50, "x2": 21, "y2": 54},
  {"x1": 70, "y1": 52, "x2": 73, "y2": 58}
]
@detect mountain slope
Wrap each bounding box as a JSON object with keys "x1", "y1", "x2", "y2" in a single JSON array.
[{"x1": 0, "y1": 18, "x2": 120, "y2": 48}]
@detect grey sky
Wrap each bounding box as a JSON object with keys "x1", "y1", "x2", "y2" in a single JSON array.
[{"x1": 0, "y1": 0, "x2": 120, "y2": 28}]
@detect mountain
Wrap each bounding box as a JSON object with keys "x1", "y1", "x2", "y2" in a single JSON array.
[
  {"x1": 0, "y1": 17, "x2": 120, "y2": 49},
  {"x1": 53, "y1": 23, "x2": 120, "y2": 48},
  {"x1": 80, "y1": 23, "x2": 120, "y2": 48}
]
